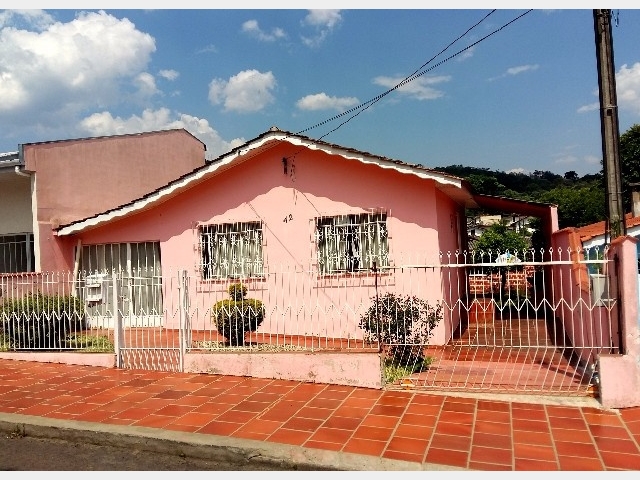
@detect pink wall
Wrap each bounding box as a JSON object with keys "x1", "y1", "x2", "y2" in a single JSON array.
[
  {"x1": 435, "y1": 189, "x2": 466, "y2": 342},
  {"x1": 25, "y1": 129, "x2": 206, "y2": 271},
  {"x1": 598, "y1": 236, "x2": 640, "y2": 408},
  {"x1": 71, "y1": 142, "x2": 465, "y2": 345},
  {"x1": 551, "y1": 228, "x2": 619, "y2": 365}
]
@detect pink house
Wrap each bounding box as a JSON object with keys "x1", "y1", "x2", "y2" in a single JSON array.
[
  {"x1": 52, "y1": 127, "x2": 498, "y2": 345},
  {"x1": 7, "y1": 126, "x2": 639, "y2": 405}
]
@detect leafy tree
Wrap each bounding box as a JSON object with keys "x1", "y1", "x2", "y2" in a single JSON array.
[
  {"x1": 434, "y1": 163, "x2": 607, "y2": 229},
  {"x1": 619, "y1": 123, "x2": 640, "y2": 214},
  {"x1": 564, "y1": 170, "x2": 579, "y2": 181},
  {"x1": 473, "y1": 221, "x2": 530, "y2": 255},
  {"x1": 467, "y1": 174, "x2": 503, "y2": 195},
  {"x1": 537, "y1": 183, "x2": 605, "y2": 229}
]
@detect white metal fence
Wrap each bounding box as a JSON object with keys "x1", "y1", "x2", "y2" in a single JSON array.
[{"x1": 0, "y1": 247, "x2": 619, "y2": 394}]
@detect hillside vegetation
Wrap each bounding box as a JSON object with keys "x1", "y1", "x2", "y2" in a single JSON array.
[{"x1": 433, "y1": 165, "x2": 606, "y2": 230}]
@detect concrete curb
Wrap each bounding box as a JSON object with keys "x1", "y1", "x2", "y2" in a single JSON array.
[{"x1": 0, "y1": 412, "x2": 464, "y2": 471}]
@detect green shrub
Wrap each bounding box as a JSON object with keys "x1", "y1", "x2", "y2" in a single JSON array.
[
  {"x1": 383, "y1": 356, "x2": 434, "y2": 384},
  {"x1": 211, "y1": 283, "x2": 265, "y2": 347},
  {"x1": 0, "y1": 292, "x2": 84, "y2": 349},
  {"x1": 359, "y1": 293, "x2": 442, "y2": 368}
]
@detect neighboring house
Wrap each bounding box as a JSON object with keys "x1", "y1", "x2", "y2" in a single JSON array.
[
  {"x1": 467, "y1": 213, "x2": 534, "y2": 248},
  {"x1": 560, "y1": 186, "x2": 640, "y2": 262},
  {"x1": 573, "y1": 213, "x2": 640, "y2": 268},
  {"x1": 0, "y1": 151, "x2": 32, "y2": 273},
  {"x1": 0, "y1": 129, "x2": 207, "y2": 273},
  {"x1": 53, "y1": 126, "x2": 559, "y2": 346}
]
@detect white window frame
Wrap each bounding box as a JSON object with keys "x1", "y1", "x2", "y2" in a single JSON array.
[
  {"x1": 199, "y1": 221, "x2": 264, "y2": 280},
  {"x1": 315, "y1": 212, "x2": 389, "y2": 275}
]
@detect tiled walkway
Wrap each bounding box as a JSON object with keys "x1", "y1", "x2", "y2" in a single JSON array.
[{"x1": 0, "y1": 359, "x2": 639, "y2": 470}]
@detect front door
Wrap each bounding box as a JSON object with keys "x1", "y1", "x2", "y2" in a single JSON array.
[{"x1": 79, "y1": 242, "x2": 163, "y2": 328}]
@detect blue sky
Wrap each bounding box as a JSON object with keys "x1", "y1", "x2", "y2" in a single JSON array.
[{"x1": 2, "y1": 6, "x2": 640, "y2": 177}]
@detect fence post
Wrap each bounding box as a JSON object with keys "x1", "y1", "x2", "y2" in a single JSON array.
[
  {"x1": 112, "y1": 272, "x2": 123, "y2": 368},
  {"x1": 178, "y1": 269, "x2": 188, "y2": 372}
]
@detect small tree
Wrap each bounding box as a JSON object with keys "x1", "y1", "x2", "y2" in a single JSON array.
[
  {"x1": 473, "y1": 220, "x2": 529, "y2": 255},
  {"x1": 472, "y1": 220, "x2": 532, "y2": 297},
  {"x1": 211, "y1": 282, "x2": 265, "y2": 347},
  {"x1": 359, "y1": 293, "x2": 442, "y2": 369}
]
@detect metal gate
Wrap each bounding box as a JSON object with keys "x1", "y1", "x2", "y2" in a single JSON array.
[
  {"x1": 383, "y1": 249, "x2": 618, "y2": 397},
  {"x1": 112, "y1": 271, "x2": 188, "y2": 372}
]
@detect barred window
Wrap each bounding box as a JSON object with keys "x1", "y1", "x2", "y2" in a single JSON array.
[
  {"x1": 200, "y1": 222, "x2": 264, "y2": 280},
  {"x1": 0, "y1": 233, "x2": 35, "y2": 273},
  {"x1": 316, "y1": 213, "x2": 389, "y2": 275}
]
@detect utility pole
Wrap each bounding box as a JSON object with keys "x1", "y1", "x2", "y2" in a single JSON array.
[{"x1": 593, "y1": 9, "x2": 626, "y2": 240}]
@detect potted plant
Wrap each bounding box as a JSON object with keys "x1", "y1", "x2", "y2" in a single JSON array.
[{"x1": 211, "y1": 282, "x2": 265, "y2": 347}]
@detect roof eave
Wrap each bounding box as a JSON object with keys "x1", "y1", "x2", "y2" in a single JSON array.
[{"x1": 56, "y1": 131, "x2": 477, "y2": 236}]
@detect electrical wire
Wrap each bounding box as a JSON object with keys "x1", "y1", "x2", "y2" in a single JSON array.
[
  {"x1": 212, "y1": 10, "x2": 534, "y2": 170},
  {"x1": 295, "y1": 9, "x2": 499, "y2": 138},
  {"x1": 304, "y1": 9, "x2": 534, "y2": 144}
]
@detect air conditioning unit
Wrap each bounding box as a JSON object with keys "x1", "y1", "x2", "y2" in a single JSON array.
[{"x1": 85, "y1": 273, "x2": 108, "y2": 304}]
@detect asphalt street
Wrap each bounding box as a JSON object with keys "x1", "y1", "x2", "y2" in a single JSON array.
[{"x1": 0, "y1": 424, "x2": 334, "y2": 471}]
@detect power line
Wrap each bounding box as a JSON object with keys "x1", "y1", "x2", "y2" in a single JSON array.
[
  {"x1": 295, "y1": 9, "x2": 533, "y2": 144},
  {"x1": 225, "y1": 10, "x2": 535, "y2": 172}
]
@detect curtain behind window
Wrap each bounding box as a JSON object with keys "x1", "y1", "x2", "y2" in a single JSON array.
[
  {"x1": 317, "y1": 213, "x2": 388, "y2": 274},
  {"x1": 201, "y1": 222, "x2": 263, "y2": 279}
]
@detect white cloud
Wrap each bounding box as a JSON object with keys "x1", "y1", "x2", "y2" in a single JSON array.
[
  {"x1": 456, "y1": 45, "x2": 476, "y2": 61},
  {"x1": 506, "y1": 167, "x2": 529, "y2": 174},
  {"x1": 159, "y1": 69, "x2": 179, "y2": 81},
  {"x1": 0, "y1": 10, "x2": 156, "y2": 127},
  {"x1": 296, "y1": 93, "x2": 359, "y2": 112},
  {"x1": 301, "y1": 9, "x2": 342, "y2": 48},
  {"x1": 133, "y1": 72, "x2": 160, "y2": 98},
  {"x1": 506, "y1": 64, "x2": 539, "y2": 76},
  {"x1": 78, "y1": 108, "x2": 245, "y2": 159},
  {"x1": 196, "y1": 44, "x2": 218, "y2": 54},
  {"x1": 372, "y1": 75, "x2": 451, "y2": 101},
  {"x1": 208, "y1": 69, "x2": 277, "y2": 113},
  {"x1": 554, "y1": 154, "x2": 578, "y2": 165},
  {"x1": 577, "y1": 102, "x2": 599, "y2": 113},
  {"x1": 553, "y1": 154, "x2": 600, "y2": 168},
  {"x1": 616, "y1": 62, "x2": 640, "y2": 115},
  {"x1": 303, "y1": 10, "x2": 342, "y2": 29},
  {"x1": 241, "y1": 19, "x2": 286, "y2": 42},
  {"x1": 0, "y1": 10, "x2": 54, "y2": 30},
  {"x1": 488, "y1": 64, "x2": 539, "y2": 81},
  {"x1": 584, "y1": 154, "x2": 601, "y2": 166}
]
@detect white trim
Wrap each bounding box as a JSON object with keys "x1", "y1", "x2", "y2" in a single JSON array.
[
  {"x1": 57, "y1": 131, "x2": 469, "y2": 236},
  {"x1": 31, "y1": 173, "x2": 40, "y2": 270}
]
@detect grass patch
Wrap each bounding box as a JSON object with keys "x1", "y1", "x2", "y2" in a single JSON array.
[
  {"x1": 66, "y1": 334, "x2": 114, "y2": 352},
  {"x1": 383, "y1": 356, "x2": 434, "y2": 385},
  {"x1": 0, "y1": 332, "x2": 8, "y2": 352}
]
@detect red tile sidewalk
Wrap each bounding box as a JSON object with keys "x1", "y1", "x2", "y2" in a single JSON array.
[{"x1": 0, "y1": 359, "x2": 639, "y2": 470}]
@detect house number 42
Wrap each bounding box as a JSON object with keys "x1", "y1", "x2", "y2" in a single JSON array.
[{"x1": 283, "y1": 214, "x2": 293, "y2": 223}]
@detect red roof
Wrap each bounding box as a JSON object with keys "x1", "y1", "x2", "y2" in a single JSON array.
[{"x1": 575, "y1": 212, "x2": 640, "y2": 243}]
